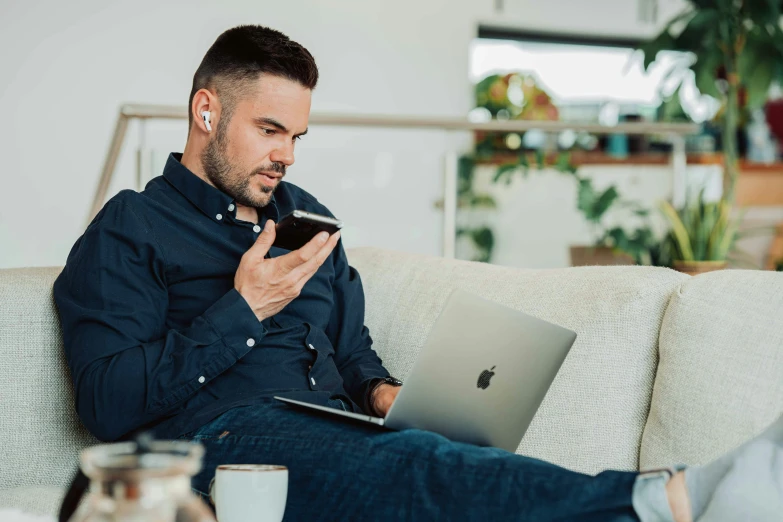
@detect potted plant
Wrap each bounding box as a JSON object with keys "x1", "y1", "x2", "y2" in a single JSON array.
[
  {"x1": 639, "y1": 0, "x2": 783, "y2": 273},
  {"x1": 658, "y1": 191, "x2": 743, "y2": 275}
]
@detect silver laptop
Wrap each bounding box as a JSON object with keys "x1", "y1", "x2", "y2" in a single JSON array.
[{"x1": 275, "y1": 289, "x2": 576, "y2": 452}]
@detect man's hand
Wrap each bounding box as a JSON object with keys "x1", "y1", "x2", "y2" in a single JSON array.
[
  {"x1": 371, "y1": 384, "x2": 401, "y2": 417},
  {"x1": 234, "y1": 219, "x2": 341, "y2": 321}
]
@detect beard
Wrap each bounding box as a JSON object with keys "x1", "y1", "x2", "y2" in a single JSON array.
[{"x1": 200, "y1": 119, "x2": 285, "y2": 208}]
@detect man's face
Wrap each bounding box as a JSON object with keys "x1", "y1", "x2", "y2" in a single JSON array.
[{"x1": 201, "y1": 74, "x2": 311, "y2": 208}]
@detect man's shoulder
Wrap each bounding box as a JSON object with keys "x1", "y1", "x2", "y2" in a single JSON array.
[
  {"x1": 276, "y1": 181, "x2": 336, "y2": 218},
  {"x1": 89, "y1": 189, "x2": 156, "y2": 229}
]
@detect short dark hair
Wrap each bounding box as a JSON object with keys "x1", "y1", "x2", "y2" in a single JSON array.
[{"x1": 188, "y1": 25, "x2": 319, "y2": 127}]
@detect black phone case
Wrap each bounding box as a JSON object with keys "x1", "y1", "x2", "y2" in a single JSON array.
[{"x1": 273, "y1": 214, "x2": 341, "y2": 251}]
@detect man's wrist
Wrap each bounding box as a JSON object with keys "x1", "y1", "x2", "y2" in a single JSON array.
[{"x1": 367, "y1": 377, "x2": 402, "y2": 416}]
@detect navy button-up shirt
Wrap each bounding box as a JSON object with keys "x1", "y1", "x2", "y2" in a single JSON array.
[{"x1": 54, "y1": 153, "x2": 389, "y2": 441}]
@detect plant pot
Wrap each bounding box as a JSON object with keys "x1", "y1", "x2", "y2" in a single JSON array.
[
  {"x1": 569, "y1": 246, "x2": 635, "y2": 267},
  {"x1": 673, "y1": 260, "x2": 728, "y2": 276}
]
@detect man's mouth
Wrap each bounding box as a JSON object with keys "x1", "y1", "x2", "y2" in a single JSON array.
[{"x1": 258, "y1": 172, "x2": 282, "y2": 187}]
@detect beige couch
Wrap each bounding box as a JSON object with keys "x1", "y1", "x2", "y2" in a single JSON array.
[{"x1": 1, "y1": 247, "x2": 782, "y2": 516}]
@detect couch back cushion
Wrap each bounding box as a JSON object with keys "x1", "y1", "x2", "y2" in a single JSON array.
[
  {"x1": 0, "y1": 268, "x2": 97, "y2": 490},
  {"x1": 640, "y1": 269, "x2": 783, "y2": 469},
  {"x1": 347, "y1": 247, "x2": 687, "y2": 473}
]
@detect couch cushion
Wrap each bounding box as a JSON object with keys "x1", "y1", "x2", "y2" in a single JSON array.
[
  {"x1": 0, "y1": 486, "x2": 64, "y2": 517},
  {"x1": 640, "y1": 269, "x2": 783, "y2": 469},
  {"x1": 0, "y1": 268, "x2": 97, "y2": 490},
  {"x1": 347, "y1": 247, "x2": 688, "y2": 473}
]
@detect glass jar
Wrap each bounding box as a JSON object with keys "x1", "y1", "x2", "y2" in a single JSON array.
[{"x1": 68, "y1": 440, "x2": 215, "y2": 522}]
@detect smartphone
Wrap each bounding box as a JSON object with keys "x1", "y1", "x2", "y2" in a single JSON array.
[{"x1": 273, "y1": 210, "x2": 343, "y2": 251}]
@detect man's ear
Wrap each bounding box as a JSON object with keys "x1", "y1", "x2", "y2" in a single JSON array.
[{"x1": 191, "y1": 88, "x2": 220, "y2": 135}]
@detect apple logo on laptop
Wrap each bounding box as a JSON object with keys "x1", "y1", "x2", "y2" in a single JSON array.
[{"x1": 476, "y1": 366, "x2": 496, "y2": 389}]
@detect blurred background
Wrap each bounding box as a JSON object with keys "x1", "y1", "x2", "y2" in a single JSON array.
[{"x1": 2, "y1": 0, "x2": 782, "y2": 273}]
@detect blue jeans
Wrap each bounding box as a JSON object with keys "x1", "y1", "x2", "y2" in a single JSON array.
[{"x1": 183, "y1": 398, "x2": 639, "y2": 521}]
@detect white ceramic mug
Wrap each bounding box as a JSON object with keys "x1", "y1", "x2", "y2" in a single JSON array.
[{"x1": 209, "y1": 464, "x2": 288, "y2": 522}]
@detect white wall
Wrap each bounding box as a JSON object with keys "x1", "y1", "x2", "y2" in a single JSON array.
[
  {"x1": 0, "y1": 0, "x2": 494, "y2": 268},
  {"x1": 485, "y1": 0, "x2": 687, "y2": 38},
  {"x1": 8, "y1": 0, "x2": 746, "y2": 271}
]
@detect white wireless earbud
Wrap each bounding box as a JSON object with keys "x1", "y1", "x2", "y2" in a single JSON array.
[{"x1": 201, "y1": 111, "x2": 212, "y2": 132}]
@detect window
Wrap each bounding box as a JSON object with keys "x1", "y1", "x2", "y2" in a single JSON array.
[{"x1": 471, "y1": 31, "x2": 719, "y2": 125}]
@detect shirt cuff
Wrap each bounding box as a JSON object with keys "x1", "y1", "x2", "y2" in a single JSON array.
[{"x1": 202, "y1": 288, "x2": 267, "y2": 358}]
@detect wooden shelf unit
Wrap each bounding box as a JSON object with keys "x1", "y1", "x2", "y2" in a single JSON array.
[{"x1": 473, "y1": 151, "x2": 783, "y2": 206}]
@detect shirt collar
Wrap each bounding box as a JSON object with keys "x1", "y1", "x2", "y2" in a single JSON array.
[{"x1": 163, "y1": 153, "x2": 279, "y2": 223}]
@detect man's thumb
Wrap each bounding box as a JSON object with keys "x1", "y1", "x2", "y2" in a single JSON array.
[{"x1": 252, "y1": 219, "x2": 276, "y2": 254}]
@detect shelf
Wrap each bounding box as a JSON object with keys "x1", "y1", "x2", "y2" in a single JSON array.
[
  {"x1": 472, "y1": 151, "x2": 783, "y2": 170},
  {"x1": 472, "y1": 151, "x2": 783, "y2": 206}
]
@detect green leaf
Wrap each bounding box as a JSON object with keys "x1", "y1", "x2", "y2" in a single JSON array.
[
  {"x1": 639, "y1": 29, "x2": 678, "y2": 70},
  {"x1": 469, "y1": 194, "x2": 497, "y2": 209},
  {"x1": 534, "y1": 149, "x2": 545, "y2": 170},
  {"x1": 492, "y1": 164, "x2": 519, "y2": 184},
  {"x1": 659, "y1": 84, "x2": 690, "y2": 122},
  {"x1": 555, "y1": 152, "x2": 577, "y2": 174},
  {"x1": 516, "y1": 153, "x2": 530, "y2": 177},
  {"x1": 470, "y1": 227, "x2": 495, "y2": 263},
  {"x1": 738, "y1": 30, "x2": 774, "y2": 106},
  {"x1": 592, "y1": 187, "x2": 620, "y2": 220},
  {"x1": 457, "y1": 156, "x2": 475, "y2": 196},
  {"x1": 692, "y1": 50, "x2": 723, "y2": 98},
  {"x1": 660, "y1": 200, "x2": 695, "y2": 261},
  {"x1": 746, "y1": 63, "x2": 775, "y2": 108},
  {"x1": 674, "y1": 9, "x2": 719, "y2": 52},
  {"x1": 576, "y1": 179, "x2": 598, "y2": 218},
  {"x1": 689, "y1": 0, "x2": 720, "y2": 9},
  {"x1": 743, "y1": 0, "x2": 781, "y2": 25}
]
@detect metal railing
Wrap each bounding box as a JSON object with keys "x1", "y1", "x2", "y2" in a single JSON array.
[{"x1": 90, "y1": 103, "x2": 700, "y2": 258}]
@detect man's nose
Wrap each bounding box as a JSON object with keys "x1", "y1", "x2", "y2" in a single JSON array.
[{"x1": 270, "y1": 142, "x2": 295, "y2": 167}]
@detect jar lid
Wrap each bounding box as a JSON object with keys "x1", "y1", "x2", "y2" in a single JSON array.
[{"x1": 80, "y1": 439, "x2": 204, "y2": 481}]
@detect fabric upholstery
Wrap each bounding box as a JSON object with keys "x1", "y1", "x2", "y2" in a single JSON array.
[
  {"x1": 348, "y1": 247, "x2": 688, "y2": 473},
  {"x1": 0, "y1": 267, "x2": 97, "y2": 491},
  {"x1": 640, "y1": 269, "x2": 783, "y2": 469},
  {"x1": 3, "y1": 248, "x2": 781, "y2": 518},
  {"x1": 0, "y1": 486, "x2": 64, "y2": 517}
]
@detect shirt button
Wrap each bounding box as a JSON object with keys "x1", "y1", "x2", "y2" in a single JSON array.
[
  {"x1": 228, "y1": 204, "x2": 235, "y2": 211},
  {"x1": 216, "y1": 213, "x2": 223, "y2": 221},
  {"x1": 253, "y1": 225, "x2": 261, "y2": 233},
  {"x1": 310, "y1": 377, "x2": 316, "y2": 386},
  {"x1": 246, "y1": 338, "x2": 256, "y2": 347},
  {"x1": 308, "y1": 343, "x2": 316, "y2": 351},
  {"x1": 198, "y1": 376, "x2": 205, "y2": 384}
]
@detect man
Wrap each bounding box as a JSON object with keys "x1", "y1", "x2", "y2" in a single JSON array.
[{"x1": 55, "y1": 25, "x2": 782, "y2": 521}]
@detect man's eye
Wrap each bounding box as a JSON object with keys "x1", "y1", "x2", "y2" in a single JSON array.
[{"x1": 261, "y1": 128, "x2": 275, "y2": 136}]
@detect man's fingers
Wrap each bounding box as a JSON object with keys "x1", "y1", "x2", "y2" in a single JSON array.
[
  {"x1": 289, "y1": 231, "x2": 340, "y2": 283},
  {"x1": 249, "y1": 219, "x2": 276, "y2": 257},
  {"x1": 278, "y1": 230, "x2": 331, "y2": 271}
]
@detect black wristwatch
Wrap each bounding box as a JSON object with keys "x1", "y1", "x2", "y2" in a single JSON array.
[{"x1": 367, "y1": 377, "x2": 403, "y2": 415}]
